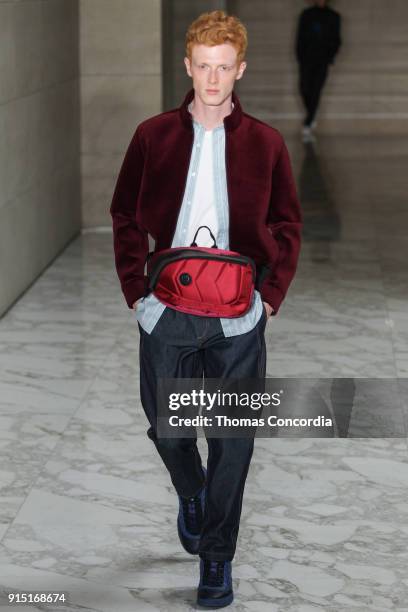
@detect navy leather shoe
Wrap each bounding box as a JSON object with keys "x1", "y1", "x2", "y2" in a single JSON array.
[
  {"x1": 197, "y1": 559, "x2": 233, "y2": 608},
  {"x1": 177, "y1": 466, "x2": 206, "y2": 555}
]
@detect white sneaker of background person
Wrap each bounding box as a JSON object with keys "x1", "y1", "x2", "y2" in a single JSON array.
[{"x1": 302, "y1": 124, "x2": 315, "y2": 142}]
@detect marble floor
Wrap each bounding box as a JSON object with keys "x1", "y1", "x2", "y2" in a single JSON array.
[{"x1": 0, "y1": 134, "x2": 408, "y2": 611}]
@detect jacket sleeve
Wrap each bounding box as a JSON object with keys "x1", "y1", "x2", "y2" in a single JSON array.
[
  {"x1": 109, "y1": 126, "x2": 149, "y2": 309},
  {"x1": 259, "y1": 139, "x2": 302, "y2": 315},
  {"x1": 295, "y1": 11, "x2": 306, "y2": 63}
]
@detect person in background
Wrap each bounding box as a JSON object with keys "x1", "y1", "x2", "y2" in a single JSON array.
[{"x1": 296, "y1": 0, "x2": 342, "y2": 141}]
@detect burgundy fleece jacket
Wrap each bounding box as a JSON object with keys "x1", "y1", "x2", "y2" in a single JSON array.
[{"x1": 110, "y1": 88, "x2": 302, "y2": 315}]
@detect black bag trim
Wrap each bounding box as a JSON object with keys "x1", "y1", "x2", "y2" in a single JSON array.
[{"x1": 147, "y1": 249, "x2": 256, "y2": 291}]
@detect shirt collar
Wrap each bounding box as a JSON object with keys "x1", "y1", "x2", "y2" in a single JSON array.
[
  {"x1": 179, "y1": 88, "x2": 243, "y2": 132},
  {"x1": 187, "y1": 102, "x2": 234, "y2": 132}
]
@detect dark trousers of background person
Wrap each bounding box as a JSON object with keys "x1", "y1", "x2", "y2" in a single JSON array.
[
  {"x1": 299, "y1": 60, "x2": 329, "y2": 127},
  {"x1": 138, "y1": 304, "x2": 267, "y2": 562}
]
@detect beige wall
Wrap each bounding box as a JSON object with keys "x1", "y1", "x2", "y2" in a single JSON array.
[
  {"x1": 80, "y1": 0, "x2": 162, "y2": 228},
  {"x1": 232, "y1": 0, "x2": 408, "y2": 134},
  {"x1": 0, "y1": 0, "x2": 81, "y2": 317}
]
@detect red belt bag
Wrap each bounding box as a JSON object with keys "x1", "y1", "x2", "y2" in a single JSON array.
[{"x1": 146, "y1": 226, "x2": 256, "y2": 318}]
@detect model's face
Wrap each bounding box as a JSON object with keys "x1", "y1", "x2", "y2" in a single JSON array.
[{"x1": 184, "y1": 43, "x2": 246, "y2": 107}]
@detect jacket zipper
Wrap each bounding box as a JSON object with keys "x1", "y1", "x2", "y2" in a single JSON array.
[{"x1": 224, "y1": 127, "x2": 232, "y2": 250}]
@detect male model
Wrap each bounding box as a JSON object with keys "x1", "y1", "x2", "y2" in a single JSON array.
[
  {"x1": 110, "y1": 10, "x2": 302, "y2": 608},
  {"x1": 296, "y1": 0, "x2": 342, "y2": 141}
]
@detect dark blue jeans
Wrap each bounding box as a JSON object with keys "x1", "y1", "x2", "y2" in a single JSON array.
[{"x1": 138, "y1": 305, "x2": 267, "y2": 561}]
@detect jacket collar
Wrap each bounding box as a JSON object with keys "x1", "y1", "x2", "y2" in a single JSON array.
[{"x1": 179, "y1": 88, "x2": 243, "y2": 132}]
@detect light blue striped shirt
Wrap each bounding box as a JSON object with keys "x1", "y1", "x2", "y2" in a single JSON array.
[{"x1": 134, "y1": 111, "x2": 263, "y2": 337}]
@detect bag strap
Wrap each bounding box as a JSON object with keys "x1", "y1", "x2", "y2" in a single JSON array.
[{"x1": 190, "y1": 225, "x2": 218, "y2": 248}]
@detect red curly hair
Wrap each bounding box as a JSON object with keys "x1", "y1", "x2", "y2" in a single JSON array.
[{"x1": 185, "y1": 10, "x2": 248, "y2": 64}]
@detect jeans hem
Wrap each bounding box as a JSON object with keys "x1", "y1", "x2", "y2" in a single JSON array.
[
  {"x1": 180, "y1": 476, "x2": 206, "y2": 499},
  {"x1": 199, "y1": 553, "x2": 234, "y2": 562}
]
